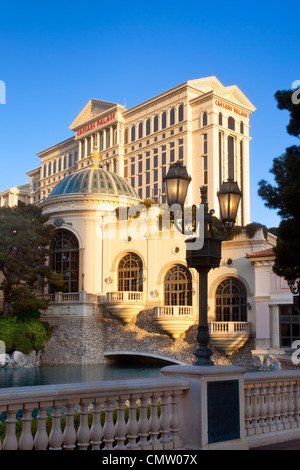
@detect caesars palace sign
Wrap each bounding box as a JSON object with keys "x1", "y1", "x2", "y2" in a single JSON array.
[
  {"x1": 76, "y1": 113, "x2": 116, "y2": 137},
  {"x1": 215, "y1": 100, "x2": 248, "y2": 118}
]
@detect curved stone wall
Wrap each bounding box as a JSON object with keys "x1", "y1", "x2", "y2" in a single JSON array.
[{"x1": 41, "y1": 310, "x2": 256, "y2": 369}]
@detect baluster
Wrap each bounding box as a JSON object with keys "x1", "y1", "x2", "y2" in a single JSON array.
[
  {"x1": 169, "y1": 390, "x2": 182, "y2": 448},
  {"x1": 19, "y1": 405, "x2": 34, "y2": 450},
  {"x1": 90, "y1": 400, "x2": 103, "y2": 450},
  {"x1": 49, "y1": 402, "x2": 63, "y2": 450},
  {"x1": 138, "y1": 395, "x2": 151, "y2": 450},
  {"x1": 102, "y1": 397, "x2": 116, "y2": 450},
  {"x1": 63, "y1": 403, "x2": 76, "y2": 450},
  {"x1": 115, "y1": 397, "x2": 127, "y2": 450},
  {"x1": 77, "y1": 399, "x2": 91, "y2": 450},
  {"x1": 126, "y1": 395, "x2": 139, "y2": 450},
  {"x1": 159, "y1": 393, "x2": 172, "y2": 450},
  {"x1": 244, "y1": 387, "x2": 254, "y2": 435},
  {"x1": 294, "y1": 383, "x2": 300, "y2": 426},
  {"x1": 258, "y1": 386, "x2": 268, "y2": 432},
  {"x1": 280, "y1": 384, "x2": 289, "y2": 429},
  {"x1": 287, "y1": 383, "x2": 296, "y2": 427},
  {"x1": 273, "y1": 384, "x2": 282, "y2": 430},
  {"x1": 149, "y1": 393, "x2": 163, "y2": 450},
  {"x1": 33, "y1": 405, "x2": 50, "y2": 450},
  {"x1": 252, "y1": 387, "x2": 261, "y2": 434},
  {"x1": 3, "y1": 406, "x2": 18, "y2": 450},
  {"x1": 265, "y1": 384, "x2": 276, "y2": 432}
]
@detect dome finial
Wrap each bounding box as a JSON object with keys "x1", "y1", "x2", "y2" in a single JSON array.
[{"x1": 90, "y1": 134, "x2": 101, "y2": 168}]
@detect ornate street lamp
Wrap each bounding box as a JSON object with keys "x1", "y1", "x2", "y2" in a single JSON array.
[
  {"x1": 164, "y1": 162, "x2": 242, "y2": 366},
  {"x1": 163, "y1": 161, "x2": 192, "y2": 208}
]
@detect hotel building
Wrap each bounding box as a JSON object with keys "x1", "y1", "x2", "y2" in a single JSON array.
[{"x1": 0, "y1": 77, "x2": 296, "y2": 368}]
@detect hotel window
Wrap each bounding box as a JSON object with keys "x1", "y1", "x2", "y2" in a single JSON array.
[
  {"x1": 50, "y1": 229, "x2": 79, "y2": 293},
  {"x1": 164, "y1": 264, "x2": 192, "y2": 306},
  {"x1": 202, "y1": 111, "x2": 208, "y2": 127},
  {"x1": 69, "y1": 153, "x2": 72, "y2": 167},
  {"x1": 124, "y1": 128, "x2": 128, "y2": 145},
  {"x1": 58, "y1": 158, "x2": 62, "y2": 172},
  {"x1": 280, "y1": 305, "x2": 300, "y2": 347},
  {"x1": 215, "y1": 277, "x2": 247, "y2": 322},
  {"x1": 43, "y1": 165, "x2": 46, "y2": 178},
  {"x1": 64, "y1": 155, "x2": 67, "y2": 170},
  {"x1": 178, "y1": 138, "x2": 183, "y2": 161},
  {"x1": 48, "y1": 162, "x2": 52, "y2": 176},
  {"x1": 131, "y1": 126, "x2": 136, "y2": 142},
  {"x1": 138, "y1": 154, "x2": 143, "y2": 198},
  {"x1": 100, "y1": 131, "x2": 104, "y2": 150},
  {"x1": 240, "y1": 121, "x2": 244, "y2": 134},
  {"x1": 161, "y1": 145, "x2": 167, "y2": 203},
  {"x1": 178, "y1": 104, "x2": 184, "y2": 122},
  {"x1": 219, "y1": 112, "x2": 223, "y2": 126},
  {"x1": 53, "y1": 160, "x2": 57, "y2": 174},
  {"x1": 139, "y1": 122, "x2": 143, "y2": 139},
  {"x1": 74, "y1": 151, "x2": 78, "y2": 163},
  {"x1": 145, "y1": 151, "x2": 150, "y2": 199},
  {"x1": 146, "y1": 118, "x2": 151, "y2": 136},
  {"x1": 118, "y1": 252, "x2": 143, "y2": 292},
  {"x1": 162, "y1": 111, "x2": 167, "y2": 130},
  {"x1": 170, "y1": 142, "x2": 175, "y2": 162},
  {"x1": 228, "y1": 116, "x2": 235, "y2": 131},
  {"x1": 218, "y1": 132, "x2": 222, "y2": 187},
  {"x1": 170, "y1": 107, "x2": 175, "y2": 126},
  {"x1": 240, "y1": 140, "x2": 244, "y2": 226},
  {"x1": 228, "y1": 136, "x2": 234, "y2": 180},
  {"x1": 154, "y1": 115, "x2": 158, "y2": 133},
  {"x1": 131, "y1": 156, "x2": 135, "y2": 187}
]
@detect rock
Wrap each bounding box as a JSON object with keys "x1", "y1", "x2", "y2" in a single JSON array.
[{"x1": 0, "y1": 354, "x2": 11, "y2": 368}]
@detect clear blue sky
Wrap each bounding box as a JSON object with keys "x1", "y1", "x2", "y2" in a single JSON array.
[{"x1": 0, "y1": 0, "x2": 298, "y2": 228}]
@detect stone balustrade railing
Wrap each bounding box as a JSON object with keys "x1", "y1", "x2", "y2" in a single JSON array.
[
  {"x1": 0, "y1": 377, "x2": 189, "y2": 451},
  {"x1": 154, "y1": 306, "x2": 194, "y2": 317},
  {"x1": 2, "y1": 368, "x2": 300, "y2": 450},
  {"x1": 209, "y1": 321, "x2": 251, "y2": 334},
  {"x1": 106, "y1": 291, "x2": 144, "y2": 302},
  {"x1": 243, "y1": 370, "x2": 300, "y2": 447}
]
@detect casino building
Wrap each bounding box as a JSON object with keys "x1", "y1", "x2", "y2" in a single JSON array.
[{"x1": 0, "y1": 77, "x2": 296, "y2": 368}]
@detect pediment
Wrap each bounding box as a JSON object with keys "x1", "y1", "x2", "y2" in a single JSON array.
[
  {"x1": 70, "y1": 99, "x2": 117, "y2": 130},
  {"x1": 217, "y1": 86, "x2": 256, "y2": 112}
]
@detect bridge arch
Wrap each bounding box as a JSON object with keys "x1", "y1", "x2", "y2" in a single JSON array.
[{"x1": 104, "y1": 351, "x2": 186, "y2": 366}]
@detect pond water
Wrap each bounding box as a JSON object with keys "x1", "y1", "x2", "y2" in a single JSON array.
[{"x1": 0, "y1": 363, "x2": 164, "y2": 388}]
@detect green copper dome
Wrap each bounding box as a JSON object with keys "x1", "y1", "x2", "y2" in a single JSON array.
[{"x1": 49, "y1": 168, "x2": 139, "y2": 199}]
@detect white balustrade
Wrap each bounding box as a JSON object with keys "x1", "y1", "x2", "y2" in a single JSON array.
[
  {"x1": 209, "y1": 321, "x2": 250, "y2": 334},
  {"x1": 0, "y1": 378, "x2": 189, "y2": 451},
  {"x1": 155, "y1": 306, "x2": 194, "y2": 317},
  {"x1": 106, "y1": 291, "x2": 144, "y2": 302}
]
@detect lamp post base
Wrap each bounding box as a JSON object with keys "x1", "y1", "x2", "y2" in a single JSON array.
[{"x1": 194, "y1": 325, "x2": 214, "y2": 366}]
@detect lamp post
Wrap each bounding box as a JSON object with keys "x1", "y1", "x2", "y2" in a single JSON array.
[{"x1": 163, "y1": 162, "x2": 242, "y2": 366}]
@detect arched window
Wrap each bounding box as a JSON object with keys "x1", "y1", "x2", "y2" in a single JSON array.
[
  {"x1": 170, "y1": 107, "x2": 175, "y2": 126},
  {"x1": 58, "y1": 158, "x2": 62, "y2": 172},
  {"x1": 215, "y1": 277, "x2": 247, "y2": 322},
  {"x1": 202, "y1": 111, "x2": 208, "y2": 127},
  {"x1": 228, "y1": 116, "x2": 235, "y2": 131},
  {"x1": 219, "y1": 112, "x2": 223, "y2": 126},
  {"x1": 161, "y1": 111, "x2": 167, "y2": 129},
  {"x1": 178, "y1": 104, "x2": 184, "y2": 122},
  {"x1": 50, "y1": 230, "x2": 79, "y2": 293},
  {"x1": 228, "y1": 136, "x2": 234, "y2": 180},
  {"x1": 154, "y1": 115, "x2": 158, "y2": 133},
  {"x1": 48, "y1": 162, "x2": 52, "y2": 176},
  {"x1": 131, "y1": 125, "x2": 136, "y2": 142},
  {"x1": 138, "y1": 122, "x2": 143, "y2": 139},
  {"x1": 164, "y1": 264, "x2": 192, "y2": 306},
  {"x1": 118, "y1": 253, "x2": 143, "y2": 292},
  {"x1": 146, "y1": 118, "x2": 151, "y2": 135},
  {"x1": 240, "y1": 121, "x2": 244, "y2": 134}
]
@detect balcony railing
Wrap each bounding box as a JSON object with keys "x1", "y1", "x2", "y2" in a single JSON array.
[
  {"x1": 209, "y1": 321, "x2": 251, "y2": 334},
  {"x1": 155, "y1": 306, "x2": 194, "y2": 317},
  {"x1": 106, "y1": 291, "x2": 144, "y2": 303}
]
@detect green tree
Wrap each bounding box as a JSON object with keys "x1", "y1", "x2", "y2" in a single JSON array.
[
  {"x1": 0, "y1": 201, "x2": 64, "y2": 316},
  {"x1": 258, "y1": 88, "x2": 300, "y2": 281}
]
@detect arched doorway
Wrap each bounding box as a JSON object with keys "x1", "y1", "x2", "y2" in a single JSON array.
[
  {"x1": 50, "y1": 229, "x2": 79, "y2": 293},
  {"x1": 118, "y1": 253, "x2": 143, "y2": 292},
  {"x1": 164, "y1": 264, "x2": 192, "y2": 306},
  {"x1": 215, "y1": 277, "x2": 247, "y2": 322}
]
